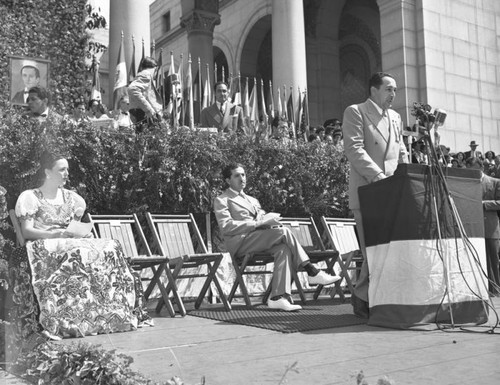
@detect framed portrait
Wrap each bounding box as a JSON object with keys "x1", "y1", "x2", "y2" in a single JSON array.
[{"x1": 8, "y1": 55, "x2": 50, "y2": 106}]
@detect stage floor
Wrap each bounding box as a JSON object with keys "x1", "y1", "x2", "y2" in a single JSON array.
[{"x1": 3, "y1": 295, "x2": 500, "y2": 385}]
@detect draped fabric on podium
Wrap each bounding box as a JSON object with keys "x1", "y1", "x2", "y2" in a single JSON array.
[{"x1": 359, "y1": 164, "x2": 489, "y2": 329}]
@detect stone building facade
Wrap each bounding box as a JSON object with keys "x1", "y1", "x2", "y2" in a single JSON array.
[{"x1": 146, "y1": 0, "x2": 499, "y2": 153}]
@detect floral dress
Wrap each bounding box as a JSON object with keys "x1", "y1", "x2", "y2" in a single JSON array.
[{"x1": 6, "y1": 188, "x2": 150, "y2": 346}]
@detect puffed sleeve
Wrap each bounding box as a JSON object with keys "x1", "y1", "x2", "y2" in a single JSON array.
[
  {"x1": 68, "y1": 190, "x2": 87, "y2": 220},
  {"x1": 15, "y1": 190, "x2": 40, "y2": 220}
]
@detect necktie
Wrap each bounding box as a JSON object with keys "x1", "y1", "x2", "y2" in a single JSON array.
[{"x1": 220, "y1": 104, "x2": 224, "y2": 115}]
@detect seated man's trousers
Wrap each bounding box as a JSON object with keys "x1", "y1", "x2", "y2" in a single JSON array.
[{"x1": 235, "y1": 227, "x2": 310, "y2": 298}]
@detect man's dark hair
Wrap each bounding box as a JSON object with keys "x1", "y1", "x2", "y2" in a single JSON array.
[
  {"x1": 323, "y1": 118, "x2": 341, "y2": 128},
  {"x1": 141, "y1": 57, "x2": 157, "y2": 70},
  {"x1": 214, "y1": 81, "x2": 228, "y2": 91},
  {"x1": 222, "y1": 162, "x2": 244, "y2": 180},
  {"x1": 21, "y1": 65, "x2": 40, "y2": 78},
  {"x1": 465, "y1": 157, "x2": 483, "y2": 169},
  {"x1": 74, "y1": 100, "x2": 86, "y2": 109},
  {"x1": 28, "y1": 86, "x2": 49, "y2": 102},
  {"x1": 368, "y1": 72, "x2": 394, "y2": 95},
  {"x1": 308, "y1": 133, "x2": 319, "y2": 142}
]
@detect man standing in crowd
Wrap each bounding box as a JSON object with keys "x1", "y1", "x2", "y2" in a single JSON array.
[
  {"x1": 200, "y1": 81, "x2": 245, "y2": 133},
  {"x1": 214, "y1": 163, "x2": 339, "y2": 312},
  {"x1": 464, "y1": 140, "x2": 483, "y2": 160},
  {"x1": 466, "y1": 157, "x2": 500, "y2": 296},
  {"x1": 342, "y1": 72, "x2": 408, "y2": 318},
  {"x1": 128, "y1": 57, "x2": 163, "y2": 126},
  {"x1": 26, "y1": 87, "x2": 62, "y2": 125},
  {"x1": 12, "y1": 63, "x2": 41, "y2": 104}
]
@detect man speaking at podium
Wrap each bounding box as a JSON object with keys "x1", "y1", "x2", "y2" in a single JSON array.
[{"x1": 342, "y1": 72, "x2": 409, "y2": 318}]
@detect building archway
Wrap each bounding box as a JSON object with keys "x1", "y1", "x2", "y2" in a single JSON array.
[
  {"x1": 214, "y1": 46, "x2": 229, "y2": 83},
  {"x1": 239, "y1": 15, "x2": 272, "y2": 94},
  {"x1": 338, "y1": 0, "x2": 381, "y2": 111}
]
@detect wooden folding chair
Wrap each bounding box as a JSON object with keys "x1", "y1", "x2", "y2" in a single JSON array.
[
  {"x1": 88, "y1": 213, "x2": 186, "y2": 317},
  {"x1": 321, "y1": 217, "x2": 364, "y2": 300},
  {"x1": 227, "y1": 216, "x2": 340, "y2": 307},
  {"x1": 280, "y1": 217, "x2": 341, "y2": 301},
  {"x1": 9, "y1": 209, "x2": 26, "y2": 247},
  {"x1": 146, "y1": 213, "x2": 231, "y2": 313}
]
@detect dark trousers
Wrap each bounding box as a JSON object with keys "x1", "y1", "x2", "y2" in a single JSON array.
[{"x1": 485, "y1": 238, "x2": 500, "y2": 293}]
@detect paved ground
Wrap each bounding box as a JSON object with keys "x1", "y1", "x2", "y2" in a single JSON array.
[{"x1": 2, "y1": 297, "x2": 500, "y2": 385}]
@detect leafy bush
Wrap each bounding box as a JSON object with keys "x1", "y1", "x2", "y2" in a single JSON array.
[
  {"x1": 10, "y1": 341, "x2": 191, "y2": 384},
  {"x1": 0, "y1": 115, "x2": 349, "y2": 219}
]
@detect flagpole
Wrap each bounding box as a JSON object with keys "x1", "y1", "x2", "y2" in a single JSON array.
[
  {"x1": 159, "y1": 48, "x2": 164, "y2": 109},
  {"x1": 180, "y1": 53, "x2": 184, "y2": 126},
  {"x1": 214, "y1": 62, "x2": 218, "y2": 83},
  {"x1": 198, "y1": 57, "x2": 202, "y2": 121},
  {"x1": 206, "y1": 63, "x2": 211, "y2": 104},
  {"x1": 151, "y1": 39, "x2": 156, "y2": 60},
  {"x1": 188, "y1": 54, "x2": 194, "y2": 129},
  {"x1": 222, "y1": 66, "x2": 225, "y2": 84}
]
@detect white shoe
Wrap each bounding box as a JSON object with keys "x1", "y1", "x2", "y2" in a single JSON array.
[
  {"x1": 308, "y1": 271, "x2": 341, "y2": 286},
  {"x1": 267, "y1": 297, "x2": 302, "y2": 311}
]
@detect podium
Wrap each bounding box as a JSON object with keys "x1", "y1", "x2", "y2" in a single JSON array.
[{"x1": 358, "y1": 164, "x2": 489, "y2": 329}]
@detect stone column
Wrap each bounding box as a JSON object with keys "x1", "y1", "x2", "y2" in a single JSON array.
[
  {"x1": 181, "y1": 4, "x2": 220, "y2": 90},
  {"x1": 109, "y1": 0, "x2": 151, "y2": 107},
  {"x1": 272, "y1": 0, "x2": 308, "y2": 121},
  {"x1": 377, "y1": 0, "x2": 421, "y2": 126}
]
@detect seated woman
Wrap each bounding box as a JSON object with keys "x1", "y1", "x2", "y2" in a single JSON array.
[{"x1": 7, "y1": 150, "x2": 150, "y2": 342}]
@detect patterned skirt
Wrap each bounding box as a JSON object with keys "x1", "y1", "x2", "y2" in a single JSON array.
[{"x1": 5, "y1": 238, "x2": 152, "y2": 343}]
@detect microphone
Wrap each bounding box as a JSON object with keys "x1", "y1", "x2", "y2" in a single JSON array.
[{"x1": 433, "y1": 109, "x2": 447, "y2": 127}]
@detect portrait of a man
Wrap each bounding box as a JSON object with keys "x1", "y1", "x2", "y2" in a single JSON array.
[{"x1": 9, "y1": 56, "x2": 49, "y2": 106}]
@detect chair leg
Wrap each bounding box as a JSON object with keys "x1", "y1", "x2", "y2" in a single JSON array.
[
  {"x1": 292, "y1": 270, "x2": 307, "y2": 304},
  {"x1": 195, "y1": 260, "x2": 216, "y2": 310},
  {"x1": 228, "y1": 254, "x2": 252, "y2": 307},
  {"x1": 156, "y1": 261, "x2": 186, "y2": 316}
]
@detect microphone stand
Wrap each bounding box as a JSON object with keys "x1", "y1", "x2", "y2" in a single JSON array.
[{"x1": 421, "y1": 124, "x2": 490, "y2": 329}]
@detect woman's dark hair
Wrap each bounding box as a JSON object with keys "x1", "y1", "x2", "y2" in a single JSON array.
[
  {"x1": 222, "y1": 163, "x2": 244, "y2": 180},
  {"x1": 37, "y1": 150, "x2": 67, "y2": 183}
]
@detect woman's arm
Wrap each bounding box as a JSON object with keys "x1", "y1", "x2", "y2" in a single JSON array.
[{"x1": 20, "y1": 217, "x2": 68, "y2": 240}]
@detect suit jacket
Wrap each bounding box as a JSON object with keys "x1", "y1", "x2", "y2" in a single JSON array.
[
  {"x1": 200, "y1": 102, "x2": 245, "y2": 133},
  {"x1": 214, "y1": 188, "x2": 265, "y2": 256},
  {"x1": 343, "y1": 98, "x2": 409, "y2": 210},
  {"x1": 26, "y1": 109, "x2": 63, "y2": 125},
  {"x1": 464, "y1": 150, "x2": 483, "y2": 160},
  {"x1": 482, "y1": 173, "x2": 500, "y2": 239},
  {"x1": 129, "y1": 68, "x2": 162, "y2": 117},
  {"x1": 12, "y1": 90, "x2": 28, "y2": 104}
]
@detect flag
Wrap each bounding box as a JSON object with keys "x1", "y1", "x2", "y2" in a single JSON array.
[
  {"x1": 242, "y1": 77, "x2": 250, "y2": 118},
  {"x1": 302, "y1": 88, "x2": 310, "y2": 128},
  {"x1": 113, "y1": 32, "x2": 128, "y2": 110},
  {"x1": 178, "y1": 54, "x2": 184, "y2": 125},
  {"x1": 202, "y1": 73, "x2": 210, "y2": 110},
  {"x1": 302, "y1": 89, "x2": 310, "y2": 140},
  {"x1": 259, "y1": 78, "x2": 267, "y2": 125},
  {"x1": 90, "y1": 56, "x2": 101, "y2": 102},
  {"x1": 287, "y1": 86, "x2": 294, "y2": 125},
  {"x1": 185, "y1": 54, "x2": 194, "y2": 129},
  {"x1": 154, "y1": 49, "x2": 164, "y2": 108},
  {"x1": 267, "y1": 80, "x2": 275, "y2": 119},
  {"x1": 230, "y1": 73, "x2": 242, "y2": 106},
  {"x1": 282, "y1": 85, "x2": 288, "y2": 121},
  {"x1": 277, "y1": 86, "x2": 282, "y2": 119},
  {"x1": 296, "y1": 87, "x2": 303, "y2": 129},
  {"x1": 128, "y1": 35, "x2": 136, "y2": 83},
  {"x1": 137, "y1": 37, "x2": 146, "y2": 72},
  {"x1": 249, "y1": 78, "x2": 259, "y2": 126}
]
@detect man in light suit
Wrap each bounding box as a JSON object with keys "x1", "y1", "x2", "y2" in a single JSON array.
[
  {"x1": 466, "y1": 157, "x2": 500, "y2": 295},
  {"x1": 129, "y1": 57, "x2": 163, "y2": 127},
  {"x1": 214, "y1": 163, "x2": 339, "y2": 311},
  {"x1": 200, "y1": 81, "x2": 245, "y2": 134},
  {"x1": 343, "y1": 72, "x2": 409, "y2": 317}
]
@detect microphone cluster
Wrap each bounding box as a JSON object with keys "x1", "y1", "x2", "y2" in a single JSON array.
[{"x1": 410, "y1": 102, "x2": 447, "y2": 130}]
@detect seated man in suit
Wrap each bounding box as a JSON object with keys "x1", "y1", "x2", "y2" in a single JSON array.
[
  {"x1": 214, "y1": 163, "x2": 340, "y2": 312},
  {"x1": 200, "y1": 81, "x2": 245, "y2": 134}
]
